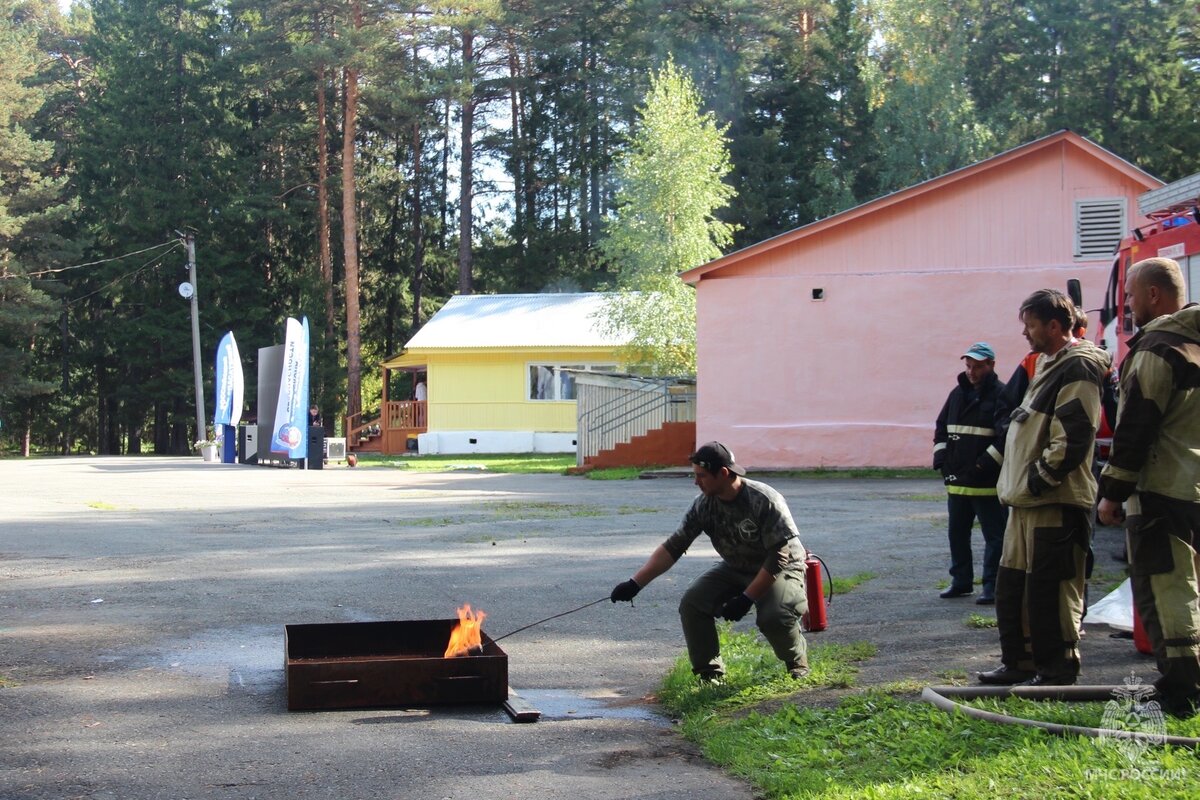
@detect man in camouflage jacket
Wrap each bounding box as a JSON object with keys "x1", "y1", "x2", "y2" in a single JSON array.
[
  {"x1": 610, "y1": 442, "x2": 809, "y2": 682},
  {"x1": 1098, "y1": 257, "x2": 1200, "y2": 719},
  {"x1": 979, "y1": 289, "x2": 1110, "y2": 687}
]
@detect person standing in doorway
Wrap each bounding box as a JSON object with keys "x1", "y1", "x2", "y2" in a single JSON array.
[
  {"x1": 979, "y1": 289, "x2": 1110, "y2": 687},
  {"x1": 1097, "y1": 257, "x2": 1200, "y2": 719},
  {"x1": 933, "y1": 342, "x2": 1010, "y2": 604}
]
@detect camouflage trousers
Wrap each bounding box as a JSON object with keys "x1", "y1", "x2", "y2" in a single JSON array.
[
  {"x1": 1127, "y1": 491, "x2": 1200, "y2": 716},
  {"x1": 678, "y1": 561, "x2": 808, "y2": 677},
  {"x1": 995, "y1": 504, "x2": 1090, "y2": 679}
]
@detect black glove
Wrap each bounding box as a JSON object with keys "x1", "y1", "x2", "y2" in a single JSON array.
[
  {"x1": 611, "y1": 579, "x2": 641, "y2": 603},
  {"x1": 1026, "y1": 463, "x2": 1052, "y2": 497},
  {"x1": 719, "y1": 593, "x2": 754, "y2": 621}
]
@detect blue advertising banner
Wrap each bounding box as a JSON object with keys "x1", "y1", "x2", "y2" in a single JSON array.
[
  {"x1": 270, "y1": 317, "x2": 310, "y2": 458},
  {"x1": 213, "y1": 332, "x2": 244, "y2": 429}
]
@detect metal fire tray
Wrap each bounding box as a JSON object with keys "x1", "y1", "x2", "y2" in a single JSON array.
[{"x1": 285, "y1": 619, "x2": 508, "y2": 711}]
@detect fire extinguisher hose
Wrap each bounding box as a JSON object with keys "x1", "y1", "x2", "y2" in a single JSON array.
[{"x1": 808, "y1": 552, "x2": 833, "y2": 607}]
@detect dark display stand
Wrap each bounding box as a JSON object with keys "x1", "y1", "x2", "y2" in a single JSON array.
[
  {"x1": 306, "y1": 426, "x2": 325, "y2": 470},
  {"x1": 238, "y1": 425, "x2": 258, "y2": 464}
]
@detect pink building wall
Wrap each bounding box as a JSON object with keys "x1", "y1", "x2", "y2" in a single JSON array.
[{"x1": 689, "y1": 135, "x2": 1160, "y2": 468}]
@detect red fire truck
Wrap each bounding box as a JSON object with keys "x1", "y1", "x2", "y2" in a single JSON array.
[{"x1": 1098, "y1": 172, "x2": 1200, "y2": 362}]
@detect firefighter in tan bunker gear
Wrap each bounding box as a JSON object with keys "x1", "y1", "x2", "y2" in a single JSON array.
[
  {"x1": 978, "y1": 289, "x2": 1110, "y2": 687},
  {"x1": 1098, "y1": 257, "x2": 1200, "y2": 719}
]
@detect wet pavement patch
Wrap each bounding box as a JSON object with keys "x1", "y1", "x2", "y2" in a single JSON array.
[{"x1": 517, "y1": 689, "x2": 667, "y2": 723}]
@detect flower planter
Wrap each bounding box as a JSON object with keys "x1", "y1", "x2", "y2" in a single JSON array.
[{"x1": 199, "y1": 444, "x2": 219, "y2": 462}]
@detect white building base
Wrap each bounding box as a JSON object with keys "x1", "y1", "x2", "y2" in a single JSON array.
[{"x1": 416, "y1": 431, "x2": 577, "y2": 455}]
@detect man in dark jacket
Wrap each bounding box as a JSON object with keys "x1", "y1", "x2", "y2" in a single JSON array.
[{"x1": 934, "y1": 342, "x2": 1010, "y2": 604}]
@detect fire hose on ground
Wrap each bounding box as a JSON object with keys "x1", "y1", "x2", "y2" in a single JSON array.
[{"x1": 921, "y1": 684, "x2": 1200, "y2": 749}]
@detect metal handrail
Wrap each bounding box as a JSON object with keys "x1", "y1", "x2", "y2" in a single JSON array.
[
  {"x1": 577, "y1": 376, "x2": 682, "y2": 428},
  {"x1": 577, "y1": 376, "x2": 696, "y2": 464}
]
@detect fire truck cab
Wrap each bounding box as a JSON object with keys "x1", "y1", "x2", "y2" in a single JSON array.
[{"x1": 1100, "y1": 172, "x2": 1200, "y2": 362}]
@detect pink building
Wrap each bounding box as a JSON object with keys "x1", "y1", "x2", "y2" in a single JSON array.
[{"x1": 680, "y1": 131, "x2": 1161, "y2": 469}]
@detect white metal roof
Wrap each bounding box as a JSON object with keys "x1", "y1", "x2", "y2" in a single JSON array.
[{"x1": 403, "y1": 293, "x2": 630, "y2": 350}]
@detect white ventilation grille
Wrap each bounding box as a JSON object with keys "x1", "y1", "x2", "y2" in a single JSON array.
[{"x1": 1074, "y1": 198, "x2": 1126, "y2": 259}]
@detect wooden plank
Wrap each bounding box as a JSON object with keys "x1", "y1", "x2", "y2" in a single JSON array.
[{"x1": 504, "y1": 687, "x2": 541, "y2": 723}]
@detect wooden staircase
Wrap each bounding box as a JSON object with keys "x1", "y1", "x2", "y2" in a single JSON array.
[
  {"x1": 584, "y1": 421, "x2": 695, "y2": 469},
  {"x1": 351, "y1": 423, "x2": 384, "y2": 453}
]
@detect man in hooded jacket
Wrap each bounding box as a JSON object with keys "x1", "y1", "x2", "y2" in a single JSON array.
[
  {"x1": 979, "y1": 289, "x2": 1111, "y2": 687},
  {"x1": 1098, "y1": 257, "x2": 1200, "y2": 719}
]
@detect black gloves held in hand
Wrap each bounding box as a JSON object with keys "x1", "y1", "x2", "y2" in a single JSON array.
[
  {"x1": 611, "y1": 578, "x2": 641, "y2": 603},
  {"x1": 720, "y1": 593, "x2": 755, "y2": 621}
]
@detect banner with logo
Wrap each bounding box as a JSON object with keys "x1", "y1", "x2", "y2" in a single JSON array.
[
  {"x1": 270, "y1": 316, "x2": 310, "y2": 458},
  {"x1": 213, "y1": 331, "x2": 244, "y2": 430}
]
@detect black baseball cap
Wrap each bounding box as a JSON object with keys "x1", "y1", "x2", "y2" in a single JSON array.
[{"x1": 690, "y1": 441, "x2": 746, "y2": 476}]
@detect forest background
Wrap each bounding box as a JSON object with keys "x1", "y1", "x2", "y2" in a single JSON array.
[{"x1": 1, "y1": 0, "x2": 1197, "y2": 456}]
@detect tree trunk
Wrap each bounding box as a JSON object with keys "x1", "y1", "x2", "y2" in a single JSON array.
[
  {"x1": 508, "y1": 39, "x2": 523, "y2": 245},
  {"x1": 316, "y1": 47, "x2": 335, "y2": 344},
  {"x1": 457, "y1": 29, "x2": 475, "y2": 295},
  {"x1": 411, "y1": 116, "x2": 425, "y2": 331},
  {"x1": 441, "y1": 98, "x2": 450, "y2": 249},
  {"x1": 341, "y1": 3, "x2": 363, "y2": 420}
]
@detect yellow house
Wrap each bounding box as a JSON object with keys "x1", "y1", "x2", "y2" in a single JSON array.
[{"x1": 375, "y1": 293, "x2": 628, "y2": 455}]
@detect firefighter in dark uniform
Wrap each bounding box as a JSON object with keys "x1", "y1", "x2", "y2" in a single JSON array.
[
  {"x1": 933, "y1": 342, "x2": 1010, "y2": 604},
  {"x1": 1098, "y1": 257, "x2": 1200, "y2": 719}
]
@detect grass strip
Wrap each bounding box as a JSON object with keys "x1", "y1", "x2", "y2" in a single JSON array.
[{"x1": 657, "y1": 629, "x2": 1199, "y2": 799}]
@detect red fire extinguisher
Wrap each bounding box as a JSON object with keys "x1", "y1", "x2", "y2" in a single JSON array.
[
  {"x1": 802, "y1": 551, "x2": 830, "y2": 632},
  {"x1": 1132, "y1": 600, "x2": 1153, "y2": 656}
]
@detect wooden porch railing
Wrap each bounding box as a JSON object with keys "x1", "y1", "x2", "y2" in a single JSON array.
[
  {"x1": 345, "y1": 401, "x2": 427, "y2": 454},
  {"x1": 384, "y1": 400, "x2": 427, "y2": 430}
]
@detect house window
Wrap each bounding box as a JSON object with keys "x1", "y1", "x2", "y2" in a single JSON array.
[
  {"x1": 528, "y1": 364, "x2": 616, "y2": 400},
  {"x1": 1074, "y1": 198, "x2": 1126, "y2": 260}
]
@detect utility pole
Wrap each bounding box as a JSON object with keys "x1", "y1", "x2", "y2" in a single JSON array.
[{"x1": 185, "y1": 232, "x2": 206, "y2": 442}]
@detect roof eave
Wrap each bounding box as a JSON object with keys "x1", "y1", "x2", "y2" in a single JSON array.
[{"x1": 679, "y1": 130, "x2": 1162, "y2": 285}]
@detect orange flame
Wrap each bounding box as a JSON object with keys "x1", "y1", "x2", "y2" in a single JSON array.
[{"x1": 444, "y1": 604, "x2": 487, "y2": 658}]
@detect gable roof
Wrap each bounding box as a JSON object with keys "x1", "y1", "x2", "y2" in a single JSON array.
[
  {"x1": 400, "y1": 292, "x2": 628, "y2": 351},
  {"x1": 679, "y1": 130, "x2": 1161, "y2": 284}
]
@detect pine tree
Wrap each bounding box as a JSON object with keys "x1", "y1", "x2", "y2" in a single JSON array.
[
  {"x1": 865, "y1": 0, "x2": 995, "y2": 191},
  {"x1": 73, "y1": 0, "x2": 233, "y2": 453},
  {"x1": 0, "y1": 0, "x2": 75, "y2": 453}
]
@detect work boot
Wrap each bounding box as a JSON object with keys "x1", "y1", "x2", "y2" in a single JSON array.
[
  {"x1": 1017, "y1": 673, "x2": 1077, "y2": 687},
  {"x1": 977, "y1": 665, "x2": 1036, "y2": 685},
  {"x1": 1152, "y1": 690, "x2": 1199, "y2": 719},
  {"x1": 940, "y1": 585, "x2": 973, "y2": 599},
  {"x1": 787, "y1": 662, "x2": 810, "y2": 680},
  {"x1": 975, "y1": 589, "x2": 995, "y2": 605}
]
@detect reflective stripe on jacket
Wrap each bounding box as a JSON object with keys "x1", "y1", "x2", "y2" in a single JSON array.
[{"x1": 934, "y1": 370, "x2": 1010, "y2": 494}]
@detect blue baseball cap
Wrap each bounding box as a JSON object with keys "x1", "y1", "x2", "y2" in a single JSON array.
[{"x1": 961, "y1": 342, "x2": 995, "y2": 361}]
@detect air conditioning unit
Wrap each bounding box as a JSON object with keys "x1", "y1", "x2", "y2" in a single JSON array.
[{"x1": 326, "y1": 437, "x2": 347, "y2": 460}]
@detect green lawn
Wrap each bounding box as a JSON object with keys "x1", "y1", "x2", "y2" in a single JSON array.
[
  {"x1": 351, "y1": 452, "x2": 577, "y2": 473},
  {"x1": 657, "y1": 629, "x2": 1200, "y2": 799}
]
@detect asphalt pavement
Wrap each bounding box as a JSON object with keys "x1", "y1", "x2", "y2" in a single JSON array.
[{"x1": 0, "y1": 456, "x2": 1142, "y2": 799}]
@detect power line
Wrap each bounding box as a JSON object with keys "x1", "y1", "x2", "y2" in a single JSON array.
[
  {"x1": 7, "y1": 239, "x2": 181, "y2": 279},
  {"x1": 65, "y1": 246, "x2": 182, "y2": 306}
]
